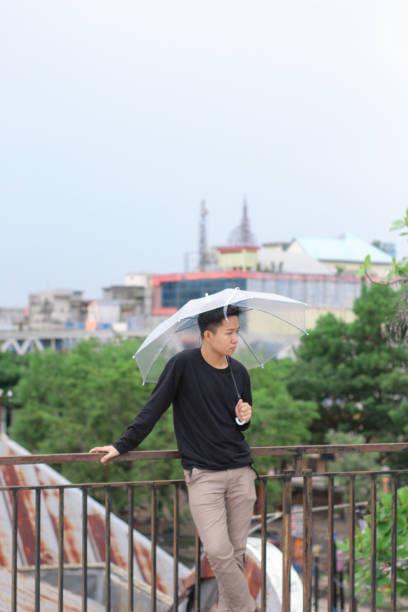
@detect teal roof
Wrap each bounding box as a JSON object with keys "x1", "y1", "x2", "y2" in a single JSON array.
[{"x1": 296, "y1": 233, "x2": 393, "y2": 264}]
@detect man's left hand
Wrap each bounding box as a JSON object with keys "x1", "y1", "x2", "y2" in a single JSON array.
[{"x1": 235, "y1": 399, "x2": 252, "y2": 423}]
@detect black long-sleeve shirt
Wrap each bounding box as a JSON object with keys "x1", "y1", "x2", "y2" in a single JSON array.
[{"x1": 113, "y1": 348, "x2": 253, "y2": 470}]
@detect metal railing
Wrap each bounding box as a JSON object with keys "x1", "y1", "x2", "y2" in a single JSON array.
[{"x1": 1, "y1": 442, "x2": 408, "y2": 612}]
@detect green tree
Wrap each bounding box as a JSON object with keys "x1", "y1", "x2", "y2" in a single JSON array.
[
  {"x1": 338, "y1": 487, "x2": 408, "y2": 608},
  {"x1": 287, "y1": 284, "x2": 408, "y2": 456},
  {"x1": 250, "y1": 359, "x2": 318, "y2": 472},
  {"x1": 0, "y1": 351, "x2": 28, "y2": 399},
  {"x1": 249, "y1": 359, "x2": 318, "y2": 503},
  {"x1": 357, "y1": 208, "x2": 408, "y2": 282},
  {"x1": 0, "y1": 352, "x2": 28, "y2": 427},
  {"x1": 10, "y1": 339, "x2": 182, "y2": 511}
]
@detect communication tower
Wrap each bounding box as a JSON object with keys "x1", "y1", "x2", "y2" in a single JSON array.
[{"x1": 198, "y1": 200, "x2": 209, "y2": 270}]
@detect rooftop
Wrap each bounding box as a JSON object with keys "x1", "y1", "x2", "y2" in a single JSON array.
[{"x1": 294, "y1": 233, "x2": 393, "y2": 264}]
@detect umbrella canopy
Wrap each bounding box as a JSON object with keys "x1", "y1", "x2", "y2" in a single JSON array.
[{"x1": 134, "y1": 287, "x2": 307, "y2": 383}]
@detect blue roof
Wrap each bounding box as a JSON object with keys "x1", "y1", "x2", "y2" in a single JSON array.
[{"x1": 295, "y1": 233, "x2": 393, "y2": 264}]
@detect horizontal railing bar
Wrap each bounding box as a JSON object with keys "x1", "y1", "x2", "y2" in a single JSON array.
[
  {"x1": 0, "y1": 449, "x2": 180, "y2": 465},
  {"x1": 1, "y1": 442, "x2": 408, "y2": 466},
  {"x1": 301, "y1": 468, "x2": 408, "y2": 477},
  {"x1": 0, "y1": 479, "x2": 186, "y2": 492},
  {"x1": 250, "y1": 500, "x2": 369, "y2": 527},
  {"x1": 1, "y1": 469, "x2": 407, "y2": 493},
  {"x1": 251, "y1": 443, "x2": 408, "y2": 455}
]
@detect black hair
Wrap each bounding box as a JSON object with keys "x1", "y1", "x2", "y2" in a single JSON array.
[{"x1": 197, "y1": 305, "x2": 241, "y2": 338}]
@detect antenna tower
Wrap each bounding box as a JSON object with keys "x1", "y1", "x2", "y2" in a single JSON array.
[{"x1": 198, "y1": 200, "x2": 208, "y2": 270}]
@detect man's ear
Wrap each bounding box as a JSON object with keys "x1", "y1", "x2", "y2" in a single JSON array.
[{"x1": 203, "y1": 329, "x2": 212, "y2": 342}]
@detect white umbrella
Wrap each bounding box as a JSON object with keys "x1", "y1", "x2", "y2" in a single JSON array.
[{"x1": 134, "y1": 287, "x2": 307, "y2": 383}]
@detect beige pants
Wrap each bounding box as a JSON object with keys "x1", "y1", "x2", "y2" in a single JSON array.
[{"x1": 184, "y1": 466, "x2": 257, "y2": 612}]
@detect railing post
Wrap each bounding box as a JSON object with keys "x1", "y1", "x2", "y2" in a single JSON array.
[
  {"x1": 349, "y1": 475, "x2": 356, "y2": 612},
  {"x1": 11, "y1": 489, "x2": 18, "y2": 612},
  {"x1": 313, "y1": 545, "x2": 320, "y2": 612},
  {"x1": 370, "y1": 475, "x2": 377, "y2": 612},
  {"x1": 282, "y1": 469, "x2": 293, "y2": 612},
  {"x1": 327, "y1": 475, "x2": 334, "y2": 612},
  {"x1": 173, "y1": 483, "x2": 180, "y2": 611},
  {"x1": 35, "y1": 488, "x2": 41, "y2": 612},
  {"x1": 128, "y1": 485, "x2": 134, "y2": 612},
  {"x1": 151, "y1": 485, "x2": 157, "y2": 612},
  {"x1": 390, "y1": 474, "x2": 398, "y2": 612},
  {"x1": 260, "y1": 477, "x2": 268, "y2": 612},
  {"x1": 82, "y1": 486, "x2": 88, "y2": 612},
  {"x1": 105, "y1": 486, "x2": 112, "y2": 612},
  {"x1": 294, "y1": 453, "x2": 303, "y2": 476},
  {"x1": 303, "y1": 469, "x2": 312, "y2": 612},
  {"x1": 58, "y1": 487, "x2": 64, "y2": 612}
]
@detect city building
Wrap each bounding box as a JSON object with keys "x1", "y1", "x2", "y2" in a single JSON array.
[
  {"x1": 0, "y1": 308, "x2": 26, "y2": 331},
  {"x1": 86, "y1": 274, "x2": 154, "y2": 332},
  {"x1": 2, "y1": 202, "x2": 395, "y2": 353},
  {"x1": 217, "y1": 246, "x2": 259, "y2": 271},
  {"x1": 150, "y1": 269, "x2": 362, "y2": 328},
  {"x1": 287, "y1": 233, "x2": 393, "y2": 277},
  {"x1": 28, "y1": 290, "x2": 88, "y2": 330}
]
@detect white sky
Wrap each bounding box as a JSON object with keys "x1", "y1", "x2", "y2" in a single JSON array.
[{"x1": 1, "y1": 1, "x2": 408, "y2": 307}]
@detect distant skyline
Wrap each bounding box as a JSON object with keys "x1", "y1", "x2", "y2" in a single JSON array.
[{"x1": 1, "y1": 1, "x2": 408, "y2": 307}]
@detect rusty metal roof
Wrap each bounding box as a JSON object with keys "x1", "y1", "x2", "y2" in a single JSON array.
[
  {"x1": 0, "y1": 567, "x2": 105, "y2": 612},
  {"x1": 0, "y1": 434, "x2": 189, "y2": 609}
]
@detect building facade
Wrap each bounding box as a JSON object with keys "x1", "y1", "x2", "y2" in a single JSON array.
[
  {"x1": 28, "y1": 290, "x2": 88, "y2": 330},
  {"x1": 150, "y1": 270, "x2": 362, "y2": 327}
]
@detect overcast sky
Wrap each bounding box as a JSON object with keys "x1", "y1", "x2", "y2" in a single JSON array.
[{"x1": 1, "y1": 1, "x2": 408, "y2": 307}]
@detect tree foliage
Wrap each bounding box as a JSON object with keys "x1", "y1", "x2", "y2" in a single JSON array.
[
  {"x1": 287, "y1": 283, "x2": 408, "y2": 468},
  {"x1": 357, "y1": 208, "x2": 408, "y2": 282},
  {"x1": 250, "y1": 359, "x2": 318, "y2": 473},
  {"x1": 0, "y1": 351, "x2": 27, "y2": 395},
  {"x1": 10, "y1": 339, "x2": 180, "y2": 510}
]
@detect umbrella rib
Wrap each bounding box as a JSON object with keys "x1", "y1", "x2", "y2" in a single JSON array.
[
  {"x1": 238, "y1": 331, "x2": 264, "y2": 368},
  {"x1": 238, "y1": 305, "x2": 307, "y2": 335},
  {"x1": 223, "y1": 286, "x2": 241, "y2": 319},
  {"x1": 135, "y1": 331, "x2": 175, "y2": 383}
]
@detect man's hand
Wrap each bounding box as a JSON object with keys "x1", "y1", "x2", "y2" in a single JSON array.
[
  {"x1": 89, "y1": 445, "x2": 120, "y2": 465},
  {"x1": 235, "y1": 399, "x2": 252, "y2": 424}
]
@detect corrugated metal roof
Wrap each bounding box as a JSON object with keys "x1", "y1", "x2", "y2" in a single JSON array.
[
  {"x1": 0, "y1": 435, "x2": 190, "y2": 609},
  {"x1": 0, "y1": 567, "x2": 104, "y2": 612},
  {"x1": 295, "y1": 233, "x2": 393, "y2": 264}
]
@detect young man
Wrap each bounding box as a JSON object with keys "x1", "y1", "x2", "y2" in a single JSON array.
[{"x1": 90, "y1": 305, "x2": 257, "y2": 612}]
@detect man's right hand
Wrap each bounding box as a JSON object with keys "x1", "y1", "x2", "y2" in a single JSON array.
[{"x1": 89, "y1": 445, "x2": 120, "y2": 465}]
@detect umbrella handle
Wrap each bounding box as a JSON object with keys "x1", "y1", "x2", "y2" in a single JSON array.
[{"x1": 228, "y1": 357, "x2": 242, "y2": 402}]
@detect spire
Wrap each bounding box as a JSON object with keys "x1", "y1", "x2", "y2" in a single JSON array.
[{"x1": 228, "y1": 197, "x2": 257, "y2": 247}]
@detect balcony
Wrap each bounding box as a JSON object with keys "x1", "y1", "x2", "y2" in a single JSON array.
[{"x1": 0, "y1": 441, "x2": 407, "y2": 611}]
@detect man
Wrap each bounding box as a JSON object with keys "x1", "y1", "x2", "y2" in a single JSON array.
[{"x1": 90, "y1": 305, "x2": 257, "y2": 612}]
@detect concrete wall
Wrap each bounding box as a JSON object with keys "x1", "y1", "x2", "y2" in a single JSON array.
[{"x1": 217, "y1": 249, "x2": 258, "y2": 270}]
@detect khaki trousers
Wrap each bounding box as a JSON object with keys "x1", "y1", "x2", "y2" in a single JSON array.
[{"x1": 184, "y1": 466, "x2": 257, "y2": 612}]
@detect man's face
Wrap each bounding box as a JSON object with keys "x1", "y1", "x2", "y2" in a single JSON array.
[{"x1": 204, "y1": 315, "x2": 240, "y2": 357}]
